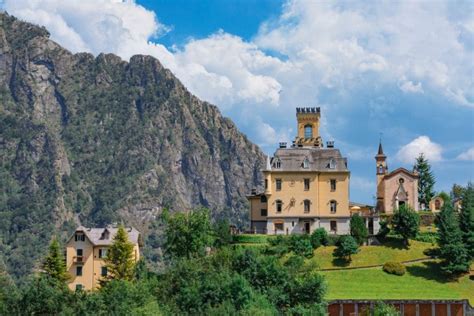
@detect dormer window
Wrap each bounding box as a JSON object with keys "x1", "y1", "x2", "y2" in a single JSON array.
[
  {"x1": 304, "y1": 124, "x2": 313, "y2": 138},
  {"x1": 100, "y1": 229, "x2": 110, "y2": 240},
  {"x1": 302, "y1": 157, "x2": 309, "y2": 169},
  {"x1": 328, "y1": 159, "x2": 336, "y2": 169},
  {"x1": 75, "y1": 233, "x2": 85, "y2": 242},
  {"x1": 273, "y1": 158, "x2": 281, "y2": 169}
]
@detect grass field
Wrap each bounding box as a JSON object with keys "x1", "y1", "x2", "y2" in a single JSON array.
[
  {"x1": 309, "y1": 238, "x2": 434, "y2": 270},
  {"x1": 321, "y1": 261, "x2": 474, "y2": 305}
]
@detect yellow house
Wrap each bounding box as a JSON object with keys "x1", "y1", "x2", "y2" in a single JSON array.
[
  {"x1": 66, "y1": 226, "x2": 141, "y2": 291},
  {"x1": 248, "y1": 107, "x2": 379, "y2": 235}
]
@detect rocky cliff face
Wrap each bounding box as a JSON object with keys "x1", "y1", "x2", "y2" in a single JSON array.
[{"x1": 0, "y1": 13, "x2": 265, "y2": 278}]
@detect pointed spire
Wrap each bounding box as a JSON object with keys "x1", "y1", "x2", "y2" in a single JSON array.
[{"x1": 378, "y1": 141, "x2": 384, "y2": 155}]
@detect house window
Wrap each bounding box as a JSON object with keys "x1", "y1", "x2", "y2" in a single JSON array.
[
  {"x1": 264, "y1": 179, "x2": 268, "y2": 189},
  {"x1": 304, "y1": 199, "x2": 311, "y2": 213},
  {"x1": 99, "y1": 248, "x2": 107, "y2": 259},
  {"x1": 292, "y1": 221, "x2": 295, "y2": 227},
  {"x1": 260, "y1": 209, "x2": 267, "y2": 216},
  {"x1": 101, "y1": 267, "x2": 108, "y2": 277},
  {"x1": 260, "y1": 195, "x2": 267, "y2": 203},
  {"x1": 76, "y1": 266, "x2": 83, "y2": 276},
  {"x1": 330, "y1": 221, "x2": 337, "y2": 232},
  {"x1": 276, "y1": 179, "x2": 282, "y2": 191},
  {"x1": 435, "y1": 199, "x2": 441, "y2": 210},
  {"x1": 75, "y1": 234, "x2": 85, "y2": 242},
  {"x1": 274, "y1": 223, "x2": 284, "y2": 231},
  {"x1": 330, "y1": 179, "x2": 336, "y2": 191},
  {"x1": 304, "y1": 124, "x2": 313, "y2": 138},
  {"x1": 330, "y1": 200, "x2": 337, "y2": 213},
  {"x1": 304, "y1": 178, "x2": 310, "y2": 191},
  {"x1": 75, "y1": 284, "x2": 83, "y2": 291},
  {"x1": 302, "y1": 158, "x2": 309, "y2": 169},
  {"x1": 76, "y1": 249, "x2": 83, "y2": 256},
  {"x1": 276, "y1": 200, "x2": 283, "y2": 213}
]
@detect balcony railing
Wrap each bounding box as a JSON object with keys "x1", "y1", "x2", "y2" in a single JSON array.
[{"x1": 73, "y1": 256, "x2": 83, "y2": 263}]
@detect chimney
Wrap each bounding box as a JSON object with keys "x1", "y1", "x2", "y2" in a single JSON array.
[
  {"x1": 251, "y1": 188, "x2": 257, "y2": 195},
  {"x1": 326, "y1": 141, "x2": 334, "y2": 148},
  {"x1": 279, "y1": 142, "x2": 287, "y2": 148}
]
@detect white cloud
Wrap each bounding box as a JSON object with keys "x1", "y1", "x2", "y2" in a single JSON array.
[
  {"x1": 396, "y1": 136, "x2": 443, "y2": 164},
  {"x1": 457, "y1": 147, "x2": 474, "y2": 161},
  {"x1": 351, "y1": 176, "x2": 375, "y2": 192},
  {"x1": 399, "y1": 79, "x2": 424, "y2": 94}
]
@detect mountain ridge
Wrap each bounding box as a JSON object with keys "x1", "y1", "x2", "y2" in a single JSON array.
[{"x1": 0, "y1": 12, "x2": 265, "y2": 279}]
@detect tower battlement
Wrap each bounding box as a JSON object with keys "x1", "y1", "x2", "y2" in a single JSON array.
[{"x1": 296, "y1": 107, "x2": 320, "y2": 114}]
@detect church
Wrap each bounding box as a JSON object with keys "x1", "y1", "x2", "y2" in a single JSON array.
[
  {"x1": 375, "y1": 142, "x2": 419, "y2": 213},
  {"x1": 248, "y1": 107, "x2": 380, "y2": 235}
]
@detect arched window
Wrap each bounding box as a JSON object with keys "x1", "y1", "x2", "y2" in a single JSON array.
[
  {"x1": 330, "y1": 200, "x2": 337, "y2": 213},
  {"x1": 378, "y1": 165, "x2": 384, "y2": 173},
  {"x1": 435, "y1": 199, "x2": 441, "y2": 210},
  {"x1": 304, "y1": 124, "x2": 313, "y2": 138},
  {"x1": 302, "y1": 157, "x2": 309, "y2": 169},
  {"x1": 304, "y1": 199, "x2": 311, "y2": 213},
  {"x1": 273, "y1": 158, "x2": 281, "y2": 169},
  {"x1": 276, "y1": 200, "x2": 283, "y2": 213}
]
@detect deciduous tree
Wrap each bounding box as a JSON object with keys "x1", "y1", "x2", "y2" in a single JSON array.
[{"x1": 333, "y1": 235, "x2": 359, "y2": 262}]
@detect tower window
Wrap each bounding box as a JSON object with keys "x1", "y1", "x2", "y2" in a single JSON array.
[
  {"x1": 276, "y1": 179, "x2": 282, "y2": 191},
  {"x1": 378, "y1": 165, "x2": 384, "y2": 173},
  {"x1": 304, "y1": 124, "x2": 313, "y2": 138},
  {"x1": 330, "y1": 179, "x2": 336, "y2": 191},
  {"x1": 304, "y1": 178, "x2": 310, "y2": 191},
  {"x1": 330, "y1": 200, "x2": 337, "y2": 213},
  {"x1": 304, "y1": 199, "x2": 311, "y2": 213},
  {"x1": 273, "y1": 158, "x2": 281, "y2": 169},
  {"x1": 276, "y1": 200, "x2": 283, "y2": 213}
]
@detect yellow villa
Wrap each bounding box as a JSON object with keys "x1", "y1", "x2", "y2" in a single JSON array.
[
  {"x1": 66, "y1": 226, "x2": 141, "y2": 291},
  {"x1": 248, "y1": 107, "x2": 380, "y2": 235}
]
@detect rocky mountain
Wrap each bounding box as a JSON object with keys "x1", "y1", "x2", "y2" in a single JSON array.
[{"x1": 0, "y1": 13, "x2": 265, "y2": 279}]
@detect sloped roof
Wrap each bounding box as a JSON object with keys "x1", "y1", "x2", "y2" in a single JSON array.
[
  {"x1": 69, "y1": 226, "x2": 140, "y2": 246},
  {"x1": 384, "y1": 167, "x2": 418, "y2": 179},
  {"x1": 269, "y1": 147, "x2": 349, "y2": 172}
]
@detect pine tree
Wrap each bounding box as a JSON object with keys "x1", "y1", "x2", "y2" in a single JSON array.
[
  {"x1": 42, "y1": 237, "x2": 70, "y2": 283},
  {"x1": 436, "y1": 202, "x2": 470, "y2": 275},
  {"x1": 350, "y1": 214, "x2": 368, "y2": 245},
  {"x1": 392, "y1": 205, "x2": 419, "y2": 247},
  {"x1": 413, "y1": 153, "x2": 436, "y2": 209},
  {"x1": 459, "y1": 183, "x2": 474, "y2": 258},
  {"x1": 103, "y1": 226, "x2": 136, "y2": 282}
]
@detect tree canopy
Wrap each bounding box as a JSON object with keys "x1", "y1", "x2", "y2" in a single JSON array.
[
  {"x1": 413, "y1": 153, "x2": 435, "y2": 209},
  {"x1": 392, "y1": 205, "x2": 419, "y2": 246}
]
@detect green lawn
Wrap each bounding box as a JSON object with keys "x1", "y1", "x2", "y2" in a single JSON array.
[
  {"x1": 309, "y1": 238, "x2": 434, "y2": 270},
  {"x1": 321, "y1": 261, "x2": 474, "y2": 305}
]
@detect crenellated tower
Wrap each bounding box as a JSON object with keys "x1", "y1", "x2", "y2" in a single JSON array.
[{"x1": 294, "y1": 107, "x2": 323, "y2": 147}]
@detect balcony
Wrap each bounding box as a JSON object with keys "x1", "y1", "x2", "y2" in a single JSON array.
[{"x1": 73, "y1": 256, "x2": 84, "y2": 263}]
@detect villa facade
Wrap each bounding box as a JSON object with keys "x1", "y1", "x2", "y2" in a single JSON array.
[
  {"x1": 248, "y1": 107, "x2": 380, "y2": 235},
  {"x1": 65, "y1": 226, "x2": 141, "y2": 291}
]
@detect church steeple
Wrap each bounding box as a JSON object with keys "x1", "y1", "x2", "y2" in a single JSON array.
[
  {"x1": 375, "y1": 140, "x2": 388, "y2": 212},
  {"x1": 375, "y1": 141, "x2": 387, "y2": 174}
]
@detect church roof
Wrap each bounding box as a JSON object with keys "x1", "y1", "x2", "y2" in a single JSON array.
[
  {"x1": 269, "y1": 147, "x2": 349, "y2": 172},
  {"x1": 384, "y1": 167, "x2": 418, "y2": 179}
]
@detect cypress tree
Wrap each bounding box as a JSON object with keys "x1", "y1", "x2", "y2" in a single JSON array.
[
  {"x1": 350, "y1": 214, "x2": 368, "y2": 245},
  {"x1": 413, "y1": 153, "x2": 435, "y2": 209},
  {"x1": 436, "y1": 203, "x2": 470, "y2": 275},
  {"x1": 42, "y1": 237, "x2": 70, "y2": 283},
  {"x1": 103, "y1": 226, "x2": 136, "y2": 282},
  {"x1": 459, "y1": 183, "x2": 474, "y2": 258}
]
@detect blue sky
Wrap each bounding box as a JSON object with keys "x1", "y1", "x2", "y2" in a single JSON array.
[{"x1": 2, "y1": 0, "x2": 474, "y2": 204}]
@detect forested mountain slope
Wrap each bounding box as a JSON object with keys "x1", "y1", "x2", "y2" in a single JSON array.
[{"x1": 0, "y1": 12, "x2": 264, "y2": 279}]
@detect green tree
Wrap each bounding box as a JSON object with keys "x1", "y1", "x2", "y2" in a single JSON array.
[
  {"x1": 451, "y1": 183, "x2": 466, "y2": 201},
  {"x1": 350, "y1": 214, "x2": 368, "y2": 245},
  {"x1": 392, "y1": 205, "x2": 419, "y2": 246},
  {"x1": 103, "y1": 225, "x2": 136, "y2": 281},
  {"x1": 413, "y1": 153, "x2": 436, "y2": 209},
  {"x1": 373, "y1": 302, "x2": 400, "y2": 316},
  {"x1": 310, "y1": 228, "x2": 329, "y2": 249},
  {"x1": 377, "y1": 220, "x2": 390, "y2": 239},
  {"x1": 163, "y1": 208, "x2": 213, "y2": 259},
  {"x1": 333, "y1": 235, "x2": 359, "y2": 262},
  {"x1": 459, "y1": 183, "x2": 474, "y2": 258},
  {"x1": 213, "y1": 219, "x2": 233, "y2": 248},
  {"x1": 436, "y1": 203, "x2": 470, "y2": 275},
  {"x1": 42, "y1": 237, "x2": 70, "y2": 283}
]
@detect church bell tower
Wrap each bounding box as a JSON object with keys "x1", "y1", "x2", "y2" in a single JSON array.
[{"x1": 375, "y1": 141, "x2": 387, "y2": 211}]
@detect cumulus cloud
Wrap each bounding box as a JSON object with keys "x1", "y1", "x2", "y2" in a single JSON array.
[
  {"x1": 457, "y1": 148, "x2": 474, "y2": 161},
  {"x1": 396, "y1": 136, "x2": 443, "y2": 164},
  {"x1": 399, "y1": 79, "x2": 424, "y2": 94}
]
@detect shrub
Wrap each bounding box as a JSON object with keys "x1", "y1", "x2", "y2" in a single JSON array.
[
  {"x1": 288, "y1": 235, "x2": 314, "y2": 258},
  {"x1": 414, "y1": 231, "x2": 437, "y2": 243},
  {"x1": 382, "y1": 262, "x2": 406, "y2": 276},
  {"x1": 373, "y1": 301, "x2": 400, "y2": 316},
  {"x1": 327, "y1": 235, "x2": 340, "y2": 246},
  {"x1": 310, "y1": 228, "x2": 329, "y2": 249},
  {"x1": 333, "y1": 235, "x2": 359, "y2": 262}
]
